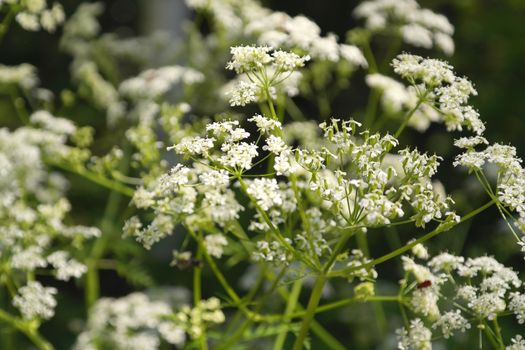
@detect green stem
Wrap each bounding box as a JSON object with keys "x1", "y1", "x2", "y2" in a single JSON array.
[
  {"x1": 359, "y1": 39, "x2": 379, "y2": 127},
  {"x1": 236, "y1": 176, "x2": 317, "y2": 270},
  {"x1": 267, "y1": 270, "x2": 346, "y2": 350},
  {"x1": 194, "y1": 238, "x2": 203, "y2": 306},
  {"x1": 194, "y1": 233, "x2": 208, "y2": 350},
  {"x1": 286, "y1": 97, "x2": 306, "y2": 121},
  {"x1": 283, "y1": 295, "x2": 398, "y2": 320},
  {"x1": 217, "y1": 266, "x2": 287, "y2": 350},
  {"x1": 492, "y1": 317, "x2": 505, "y2": 349},
  {"x1": 362, "y1": 39, "x2": 378, "y2": 74},
  {"x1": 393, "y1": 98, "x2": 424, "y2": 139},
  {"x1": 266, "y1": 89, "x2": 278, "y2": 121},
  {"x1": 85, "y1": 144, "x2": 131, "y2": 310},
  {"x1": 355, "y1": 227, "x2": 387, "y2": 335},
  {"x1": 363, "y1": 89, "x2": 381, "y2": 129},
  {"x1": 332, "y1": 199, "x2": 496, "y2": 278},
  {"x1": 0, "y1": 6, "x2": 16, "y2": 47},
  {"x1": 291, "y1": 274, "x2": 327, "y2": 350},
  {"x1": 187, "y1": 228, "x2": 245, "y2": 309},
  {"x1": 85, "y1": 190, "x2": 121, "y2": 309},
  {"x1": 0, "y1": 309, "x2": 54, "y2": 350},
  {"x1": 287, "y1": 228, "x2": 357, "y2": 349},
  {"x1": 272, "y1": 279, "x2": 303, "y2": 350},
  {"x1": 49, "y1": 161, "x2": 134, "y2": 197},
  {"x1": 482, "y1": 323, "x2": 502, "y2": 350}
]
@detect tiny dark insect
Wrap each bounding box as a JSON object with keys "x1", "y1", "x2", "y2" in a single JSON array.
[
  {"x1": 180, "y1": 258, "x2": 203, "y2": 269},
  {"x1": 417, "y1": 280, "x2": 432, "y2": 289}
]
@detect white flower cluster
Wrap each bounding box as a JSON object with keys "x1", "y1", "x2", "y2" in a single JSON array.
[
  {"x1": 366, "y1": 73, "x2": 440, "y2": 132},
  {"x1": 392, "y1": 54, "x2": 484, "y2": 135},
  {"x1": 314, "y1": 119, "x2": 456, "y2": 227},
  {"x1": 12, "y1": 281, "x2": 57, "y2": 320},
  {"x1": 119, "y1": 66, "x2": 204, "y2": 100},
  {"x1": 186, "y1": 0, "x2": 368, "y2": 67},
  {"x1": 30, "y1": 110, "x2": 77, "y2": 136},
  {"x1": 74, "y1": 292, "x2": 189, "y2": 350},
  {"x1": 507, "y1": 335, "x2": 525, "y2": 350},
  {"x1": 3, "y1": 0, "x2": 65, "y2": 32},
  {"x1": 204, "y1": 233, "x2": 228, "y2": 258},
  {"x1": 47, "y1": 251, "x2": 88, "y2": 281},
  {"x1": 0, "y1": 63, "x2": 38, "y2": 89},
  {"x1": 225, "y1": 46, "x2": 310, "y2": 106},
  {"x1": 453, "y1": 138, "x2": 525, "y2": 247},
  {"x1": 346, "y1": 249, "x2": 378, "y2": 282},
  {"x1": 247, "y1": 14, "x2": 367, "y2": 65},
  {"x1": 247, "y1": 178, "x2": 283, "y2": 211},
  {"x1": 71, "y1": 60, "x2": 120, "y2": 111},
  {"x1": 354, "y1": 0, "x2": 454, "y2": 55},
  {"x1": 0, "y1": 115, "x2": 99, "y2": 326},
  {"x1": 253, "y1": 239, "x2": 292, "y2": 265},
  {"x1": 397, "y1": 250, "x2": 524, "y2": 348},
  {"x1": 126, "y1": 156, "x2": 244, "y2": 249},
  {"x1": 396, "y1": 318, "x2": 432, "y2": 350}
]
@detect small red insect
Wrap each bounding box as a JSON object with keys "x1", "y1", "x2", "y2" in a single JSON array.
[{"x1": 417, "y1": 280, "x2": 432, "y2": 289}]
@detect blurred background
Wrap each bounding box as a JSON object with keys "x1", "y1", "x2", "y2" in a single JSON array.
[{"x1": 1, "y1": 0, "x2": 524, "y2": 348}]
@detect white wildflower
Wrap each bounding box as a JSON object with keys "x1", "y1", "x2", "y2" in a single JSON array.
[
  {"x1": 204, "y1": 234, "x2": 228, "y2": 258},
  {"x1": 172, "y1": 136, "x2": 215, "y2": 156},
  {"x1": 396, "y1": 318, "x2": 432, "y2": 350},
  {"x1": 47, "y1": 251, "x2": 87, "y2": 281},
  {"x1": 30, "y1": 110, "x2": 76, "y2": 135},
  {"x1": 272, "y1": 50, "x2": 310, "y2": 71},
  {"x1": 410, "y1": 241, "x2": 429, "y2": 260},
  {"x1": 226, "y1": 46, "x2": 273, "y2": 74},
  {"x1": 410, "y1": 288, "x2": 440, "y2": 321},
  {"x1": 263, "y1": 135, "x2": 288, "y2": 154},
  {"x1": 509, "y1": 292, "x2": 525, "y2": 324},
  {"x1": 218, "y1": 142, "x2": 258, "y2": 170},
  {"x1": 507, "y1": 335, "x2": 525, "y2": 350},
  {"x1": 454, "y1": 136, "x2": 488, "y2": 149},
  {"x1": 199, "y1": 169, "x2": 230, "y2": 189},
  {"x1": 247, "y1": 178, "x2": 283, "y2": 211},
  {"x1": 248, "y1": 114, "x2": 282, "y2": 133},
  {"x1": 158, "y1": 322, "x2": 186, "y2": 346},
  {"x1": 428, "y1": 253, "x2": 464, "y2": 273},
  {"x1": 227, "y1": 80, "x2": 259, "y2": 106},
  {"x1": 13, "y1": 281, "x2": 57, "y2": 320},
  {"x1": 339, "y1": 44, "x2": 368, "y2": 68},
  {"x1": 401, "y1": 24, "x2": 433, "y2": 49},
  {"x1": 431, "y1": 309, "x2": 470, "y2": 338},
  {"x1": 253, "y1": 239, "x2": 291, "y2": 265},
  {"x1": 10, "y1": 246, "x2": 47, "y2": 270}
]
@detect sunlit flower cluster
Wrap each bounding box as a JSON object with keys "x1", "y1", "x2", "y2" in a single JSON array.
[{"x1": 354, "y1": 0, "x2": 454, "y2": 55}]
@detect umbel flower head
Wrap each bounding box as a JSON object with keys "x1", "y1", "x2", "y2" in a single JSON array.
[{"x1": 225, "y1": 46, "x2": 310, "y2": 107}]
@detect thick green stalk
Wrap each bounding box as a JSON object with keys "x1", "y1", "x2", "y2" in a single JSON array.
[
  {"x1": 85, "y1": 144, "x2": 131, "y2": 310},
  {"x1": 194, "y1": 234, "x2": 208, "y2": 350},
  {"x1": 290, "y1": 228, "x2": 358, "y2": 350},
  {"x1": 272, "y1": 279, "x2": 303, "y2": 350},
  {"x1": 492, "y1": 318, "x2": 505, "y2": 349},
  {"x1": 267, "y1": 271, "x2": 346, "y2": 350},
  {"x1": 482, "y1": 322, "x2": 502, "y2": 350},
  {"x1": 85, "y1": 182, "x2": 126, "y2": 310},
  {"x1": 0, "y1": 309, "x2": 54, "y2": 350},
  {"x1": 291, "y1": 274, "x2": 327, "y2": 350},
  {"x1": 0, "y1": 7, "x2": 16, "y2": 48}
]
